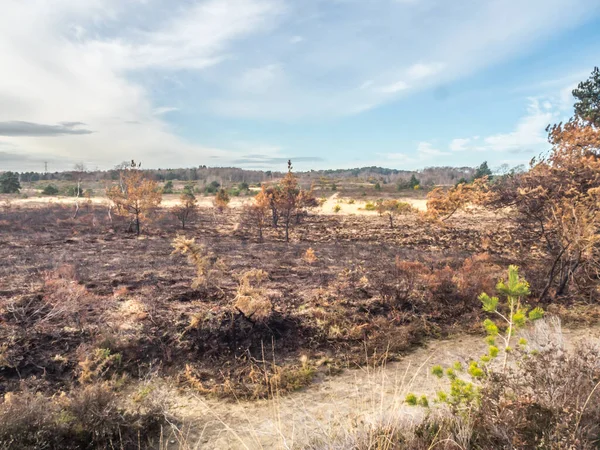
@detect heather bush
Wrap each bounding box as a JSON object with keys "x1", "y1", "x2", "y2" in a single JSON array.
[{"x1": 0, "y1": 384, "x2": 165, "y2": 450}]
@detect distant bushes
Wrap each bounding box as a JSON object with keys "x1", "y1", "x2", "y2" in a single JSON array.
[
  {"x1": 64, "y1": 185, "x2": 83, "y2": 197},
  {"x1": 162, "y1": 180, "x2": 174, "y2": 194},
  {"x1": 204, "y1": 180, "x2": 221, "y2": 194},
  {"x1": 41, "y1": 185, "x2": 59, "y2": 195}
]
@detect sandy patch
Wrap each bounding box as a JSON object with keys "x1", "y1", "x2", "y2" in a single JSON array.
[{"x1": 318, "y1": 193, "x2": 428, "y2": 215}]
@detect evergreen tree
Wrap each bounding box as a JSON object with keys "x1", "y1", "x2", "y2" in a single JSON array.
[
  {"x1": 572, "y1": 66, "x2": 600, "y2": 127},
  {"x1": 0, "y1": 172, "x2": 21, "y2": 193},
  {"x1": 409, "y1": 174, "x2": 420, "y2": 188},
  {"x1": 474, "y1": 161, "x2": 492, "y2": 180}
]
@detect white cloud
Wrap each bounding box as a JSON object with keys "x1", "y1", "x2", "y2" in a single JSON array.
[
  {"x1": 407, "y1": 62, "x2": 445, "y2": 79},
  {"x1": 378, "y1": 141, "x2": 450, "y2": 167},
  {"x1": 360, "y1": 80, "x2": 375, "y2": 90},
  {"x1": 237, "y1": 64, "x2": 284, "y2": 94},
  {"x1": 450, "y1": 138, "x2": 472, "y2": 152},
  {"x1": 198, "y1": 0, "x2": 598, "y2": 119},
  {"x1": 290, "y1": 35, "x2": 304, "y2": 44},
  {"x1": 483, "y1": 98, "x2": 555, "y2": 152},
  {"x1": 0, "y1": 0, "x2": 282, "y2": 170},
  {"x1": 153, "y1": 107, "x2": 179, "y2": 115},
  {"x1": 87, "y1": 0, "x2": 284, "y2": 71},
  {"x1": 448, "y1": 96, "x2": 562, "y2": 155},
  {"x1": 378, "y1": 80, "x2": 410, "y2": 94},
  {"x1": 417, "y1": 141, "x2": 450, "y2": 156}
]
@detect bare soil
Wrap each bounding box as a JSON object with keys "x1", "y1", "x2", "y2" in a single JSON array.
[{"x1": 2, "y1": 195, "x2": 599, "y2": 449}]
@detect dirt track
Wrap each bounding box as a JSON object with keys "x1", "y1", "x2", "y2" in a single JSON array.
[{"x1": 163, "y1": 320, "x2": 600, "y2": 449}]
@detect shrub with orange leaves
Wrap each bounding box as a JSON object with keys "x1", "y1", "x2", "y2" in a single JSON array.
[
  {"x1": 213, "y1": 188, "x2": 230, "y2": 212},
  {"x1": 276, "y1": 160, "x2": 301, "y2": 242},
  {"x1": 233, "y1": 269, "x2": 272, "y2": 322},
  {"x1": 171, "y1": 235, "x2": 225, "y2": 289},
  {"x1": 303, "y1": 247, "x2": 318, "y2": 264},
  {"x1": 254, "y1": 160, "x2": 317, "y2": 242},
  {"x1": 106, "y1": 161, "x2": 162, "y2": 235},
  {"x1": 425, "y1": 177, "x2": 490, "y2": 222},
  {"x1": 242, "y1": 185, "x2": 270, "y2": 241},
  {"x1": 488, "y1": 107, "x2": 600, "y2": 298}
]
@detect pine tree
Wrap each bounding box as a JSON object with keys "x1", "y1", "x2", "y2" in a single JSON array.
[
  {"x1": 474, "y1": 161, "x2": 492, "y2": 180},
  {"x1": 573, "y1": 66, "x2": 600, "y2": 127},
  {"x1": 0, "y1": 172, "x2": 21, "y2": 194},
  {"x1": 409, "y1": 174, "x2": 420, "y2": 188}
]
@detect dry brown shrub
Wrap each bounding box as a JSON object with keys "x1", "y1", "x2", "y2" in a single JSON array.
[
  {"x1": 172, "y1": 190, "x2": 197, "y2": 229},
  {"x1": 453, "y1": 253, "x2": 503, "y2": 299},
  {"x1": 171, "y1": 235, "x2": 225, "y2": 289},
  {"x1": 242, "y1": 186, "x2": 270, "y2": 241},
  {"x1": 0, "y1": 383, "x2": 164, "y2": 449},
  {"x1": 258, "y1": 160, "x2": 317, "y2": 241},
  {"x1": 394, "y1": 259, "x2": 430, "y2": 302},
  {"x1": 303, "y1": 247, "x2": 318, "y2": 264},
  {"x1": 489, "y1": 121, "x2": 600, "y2": 299},
  {"x1": 213, "y1": 188, "x2": 230, "y2": 212},
  {"x1": 425, "y1": 177, "x2": 490, "y2": 222},
  {"x1": 33, "y1": 265, "x2": 98, "y2": 327},
  {"x1": 233, "y1": 269, "x2": 272, "y2": 321},
  {"x1": 77, "y1": 347, "x2": 122, "y2": 384}
]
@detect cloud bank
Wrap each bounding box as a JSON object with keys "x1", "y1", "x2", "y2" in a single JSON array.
[{"x1": 0, "y1": 0, "x2": 597, "y2": 170}]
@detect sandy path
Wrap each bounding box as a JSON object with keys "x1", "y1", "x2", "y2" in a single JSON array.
[
  {"x1": 5, "y1": 193, "x2": 427, "y2": 214},
  {"x1": 5, "y1": 195, "x2": 252, "y2": 209},
  {"x1": 160, "y1": 321, "x2": 600, "y2": 449}
]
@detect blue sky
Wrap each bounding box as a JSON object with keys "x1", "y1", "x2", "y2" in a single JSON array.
[{"x1": 0, "y1": 0, "x2": 599, "y2": 172}]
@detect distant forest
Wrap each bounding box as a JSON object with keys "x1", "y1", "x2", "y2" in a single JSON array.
[{"x1": 13, "y1": 161, "x2": 521, "y2": 188}]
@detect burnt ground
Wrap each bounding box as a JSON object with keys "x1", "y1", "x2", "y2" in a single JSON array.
[{"x1": 0, "y1": 202, "x2": 564, "y2": 399}]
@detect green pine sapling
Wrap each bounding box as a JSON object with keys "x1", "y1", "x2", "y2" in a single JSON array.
[
  {"x1": 405, "y1": 265, "x2": 544, "y2": 411},
  {"x1": 479, "y1": 264, "x2": 544, "y2": 371}
]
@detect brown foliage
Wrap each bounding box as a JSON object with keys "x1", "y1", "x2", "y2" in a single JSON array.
[
  {"x1": 425, "y1": 177, "x2": 490, "y2": 222},
  {"x1": 371, "y1": 254, "x2": 502, "y2": 322},
  {"x1": 233, "y1": 269, "x2": 272, "y2": 322},
  {"x1": 242, "y1": 186, "x2": 270, "y2": 241},
  {"x1": 171, "y1": 235, "x2": 225, "y2": 289},
  {"x1": 248, "y1": 161, "x2": 318, "y2": 242},
  {"x1": 213, "y1": 188, "x2": 230, "y2": 212},
  {"x1": 106, "y1": 162, "x2": 162, "y2": 235},
  {"x1": 303, "y1": 247, "x2": 318, "y2": 264},
  {"x1": 276, "y1": 161, "x2": 301, "y2": 242},
  {"x1": 489, "y1": 121, "x2": 600, "y2": 299}
]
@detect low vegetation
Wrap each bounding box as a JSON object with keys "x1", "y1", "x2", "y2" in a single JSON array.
[{"x1": 0, "y1": 67, "x2": 600, "y2": 448}]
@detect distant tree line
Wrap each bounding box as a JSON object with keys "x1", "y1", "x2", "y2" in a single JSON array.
[{"x1": 3, "y1": 162, "x2": 522, "y2": 190}]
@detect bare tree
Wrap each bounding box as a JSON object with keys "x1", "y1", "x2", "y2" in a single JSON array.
[{"x1": 72, "y1": 163, "x2": 87, "y2": 219}]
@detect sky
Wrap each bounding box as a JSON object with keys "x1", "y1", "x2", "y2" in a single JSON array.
[{"x1": 0, "y1": 0, "x2": 599, "y2": 173}]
